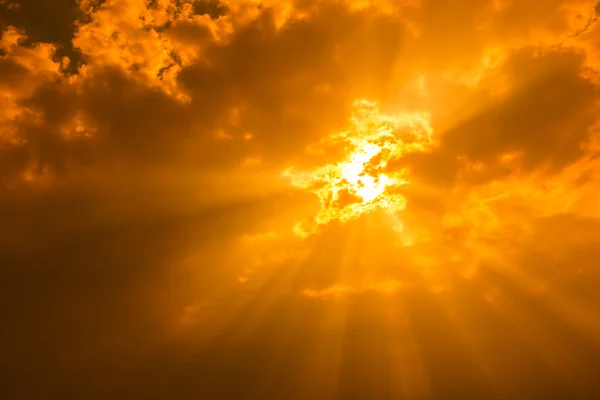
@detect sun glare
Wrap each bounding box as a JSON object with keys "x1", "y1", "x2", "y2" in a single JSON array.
[{"x1": 285, "y1": 100, "x2": 434, "y2": 226}]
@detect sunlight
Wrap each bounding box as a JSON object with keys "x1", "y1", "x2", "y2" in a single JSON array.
[{"x1": 284, "y1": 100, "x2": 434, "y2": 227}]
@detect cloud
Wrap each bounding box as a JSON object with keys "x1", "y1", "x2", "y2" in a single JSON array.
[
  {"x1": 2, "y1": 0, "x2": 600, "y2": 398},
  {"x1": 398, "y1": 45, "x2": 600, "y2": 190},
  {"x1": 303, "y1": 279, "x2": 409, "y2": 299}
]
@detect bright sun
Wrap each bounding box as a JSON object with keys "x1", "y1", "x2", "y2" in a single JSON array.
[{"x1": 285, "y1": 100, "x2": 434, "y2": 227}]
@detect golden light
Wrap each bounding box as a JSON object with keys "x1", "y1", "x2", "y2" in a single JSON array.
[
  {"x1": 284, "y1": 100, "x2": 434, "y2": 226},
  {"x1": 5, "y1": 0, "x2": 600, "y2": 397}
]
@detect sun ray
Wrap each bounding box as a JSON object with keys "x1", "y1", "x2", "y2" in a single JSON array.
[{"x1": 284, "y1": 100, "x2": 434, "y2": 229}]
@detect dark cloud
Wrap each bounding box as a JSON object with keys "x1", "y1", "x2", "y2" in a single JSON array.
[
  {"x1": 191, "y1": 0, "x2": 229, "y2": 19},
  {"x1": 399, "y1": 46, "x2": 600, "y2": 187},
  {"x1": 0, "y1": 1, "x2": 406, "y2": 184},
  {"x1": 448, "y1": 47, "x2": 598, "y2": 165},
  {"x1": 0, "y1": 0, "x2": 86, "y2": 71},
  {"x1": 178, "y1": 2, "x2": 405, "y2": 163}
]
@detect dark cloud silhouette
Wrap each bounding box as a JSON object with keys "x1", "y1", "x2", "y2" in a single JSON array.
[
  {"x1": 395, "y1": 46, "x2": 600, "y2": 187},
  {"x1": 0, "y1": 0, "x2": 87, "y2": 71}
]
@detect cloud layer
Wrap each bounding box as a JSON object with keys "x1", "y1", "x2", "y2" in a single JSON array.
[{"x1": 2, "y1": 0, "x2": 600, "y2": 398}]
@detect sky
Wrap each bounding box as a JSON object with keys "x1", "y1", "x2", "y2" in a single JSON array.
[{"x1": 2, "y1": 0, "x2": 600, "y2": 398}]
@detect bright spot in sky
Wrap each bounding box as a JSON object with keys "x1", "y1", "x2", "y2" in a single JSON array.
[{"x1": 285, "y1": 100, "x2": 434, "y2": 226}]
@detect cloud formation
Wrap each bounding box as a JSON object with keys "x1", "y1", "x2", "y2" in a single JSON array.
[{"x1": 2, "y1": 0, "x2": 600, "y2": 398}]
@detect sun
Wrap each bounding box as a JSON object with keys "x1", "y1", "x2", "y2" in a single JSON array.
[
  {"x1": 284, "y1": 100, "x2": 434, "y2": 227},
  {"x1": 340, "y1": 140, "x2": 391, "y2": 202}
]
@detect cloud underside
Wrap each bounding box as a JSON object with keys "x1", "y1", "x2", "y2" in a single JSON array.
[{"x1": 2, "y1": 0, "x2": 600, "y2": 398}]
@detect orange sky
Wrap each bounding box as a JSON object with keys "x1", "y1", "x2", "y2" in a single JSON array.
[{"x1": 2, "y1": 0, "x2": 600, "y2": 398}]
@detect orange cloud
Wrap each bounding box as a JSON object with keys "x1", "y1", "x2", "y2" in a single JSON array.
[
  {"x1": 2, "y1": 0, "x2": 600, "y2": 397},
  {"x1": 303, "y1": 279, "x2": 409, "y2": 299},
  {"x1": 285, "y1": 100, "x2": 433, "y2": 226}
]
